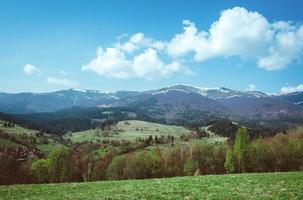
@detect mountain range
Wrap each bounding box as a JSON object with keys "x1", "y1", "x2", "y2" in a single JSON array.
[{"x1": 0, "y1": 84, "x2": 303, "y2": 126}]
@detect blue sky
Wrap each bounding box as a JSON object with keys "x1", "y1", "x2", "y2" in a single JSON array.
[{"x1": 0, "y1": 0, "x2": 303, "y2": 93}]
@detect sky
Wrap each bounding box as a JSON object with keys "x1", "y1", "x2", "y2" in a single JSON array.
[{"x1": 0, "y1": 0, "x2": 303, "y2": 93}]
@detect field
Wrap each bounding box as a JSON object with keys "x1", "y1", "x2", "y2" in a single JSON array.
[
  {"x1": 0, "y1": 138, "x2": 22, "y2": 147},
  {"x1": 0, "y1": 120, "x2": 37, "y2": 136},
  {"x1": 64, "y1": 120, "x2": 193, "y2": 143},
  {"x1": 200, "y1": 126, "x2": 228, "y2": 144},
  {"x1": 0, "y1": 120, "x2": 65, "y2": 154},
  {"x1": 0, "y1": 172, "x2": 302, "y2": 200}
]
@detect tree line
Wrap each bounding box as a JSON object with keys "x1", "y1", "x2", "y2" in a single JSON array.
[{"x1": 1, "y1": 126, "x2": 303, "y2": 185}]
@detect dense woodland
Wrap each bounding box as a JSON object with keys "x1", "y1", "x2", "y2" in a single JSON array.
[{"x1": 1, "y1": 123, "x2": 303, "y2": 185}]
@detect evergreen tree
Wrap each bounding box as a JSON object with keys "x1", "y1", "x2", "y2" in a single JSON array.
[{"x1": 155, "y1": 135, "x2": 159, "y2": 144}]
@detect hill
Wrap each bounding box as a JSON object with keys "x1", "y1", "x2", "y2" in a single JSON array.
[
  {"x1": 0, "y1": 172, "x2": 302, "y2": 199},
  {"x1": 277, "y1": 91, "x2": 303, "y2": 106},
  {"x1": 64, "y1": 120, "x2": 193, "y2": 143},
  {"x1": 0, "y1": 120, "x2": 65, "y2": 154}
]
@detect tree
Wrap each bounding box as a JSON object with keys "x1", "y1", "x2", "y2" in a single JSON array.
[
  {"x1": 233, "y1": 127, "x2": 250, "y2": 172},
  {"x1": 224, "y1": 148, "x2": 235, "y2": 173},
  {"x1": 288, "y1": 138, "x2": 303, "y2": 171},
  {"x1": 163, "y1": 146, "x2": 188, "y2": 176},
  {"x1": 249, "y1": 138, "x2": 272, "y2": 172},
  {"x1": 0, "y1": 150, "x2": 31, "y2": 185},
  {"x1": 192, "y1": 143, "x2": 215, "y2": 174},
  {"x1": 155, "y1": 135, "x2": 159, "y2": 144},
  {"x1": 271, "y1": 133, "x2": 291, "y2": 172},
  {"x1": 31, "y1": 159, "x2": 50, "y2": 183},
  {"x1": 124, "y1": 151, "x2": 164, "y2": 179},
  {"x1": 106, "y1": 155, "x2": 126, "y2": 180},
  {"x1": 48, "y1": 147, "x2": 74, "y2": 183},
  {"x1": 183, "y1": 158, "x2": 198, "y2": 176}
]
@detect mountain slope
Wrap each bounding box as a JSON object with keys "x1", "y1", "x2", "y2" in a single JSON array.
[
  {"x1": 0, "y1": 85, "x2": 303, "y2": 126},
  {"x1": 277, "y1": 91, "x2": 303, "y2": 106}
]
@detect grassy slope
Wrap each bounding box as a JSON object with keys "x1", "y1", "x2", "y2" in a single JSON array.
[
  {"x1": 200, "y1": 125, "x2": 228, "y2": 144},
  {"x1": 0, "y1": 120, "x2": 37, "y2": 136},
  {"x1": 65, "y1": 120, "x2": 193, "y2": 143},
  {"x1": 0, "y1": 138, "x2": 22, "y2": 147},
  {"x1": 0, "y1": 172, "x2": 302, "y2": 200},
  {"x1": 0, "y1": 120, "x2": 65, "y2": 154}
]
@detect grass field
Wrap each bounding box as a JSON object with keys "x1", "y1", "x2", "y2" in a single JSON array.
[
  {"x1": 0, "y1": 172, "x2": 302, "y2": 200},
  {"x1": 0, "y1": 138, "x2": 22, "y2": 147},
  {"x1": 0, "y1": 120, "x2": 37, "y2": 136},
  {"x1": 65, "y1": 120, "x2": 192, "y2": 143},
  {"x1": 200, "y1": 125, "x2": 228, "y2": 144},
  {"x1": 0, "y1": 120, "x2": 65, "y2": 154}
]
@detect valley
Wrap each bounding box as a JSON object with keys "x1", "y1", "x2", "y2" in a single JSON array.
[
  {"x1": 2, "y1": 1, "x2": 303, "y2": 199},
  {"x1": 0, "y1": 85, "x2": 303, "y2": 199}
]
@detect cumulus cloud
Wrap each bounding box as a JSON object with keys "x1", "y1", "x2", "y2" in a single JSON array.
[
  {"x1": 46, "y1": 76, "x2": 77, "y2": 86},
  {"x1": 82, "y1": 46, "x2": 191, "y2": 79},
  {"x1": 168, "y1": 7, "x2": 303, "y2": 70},
  {"x1": 83, "y1": 7, "x2": 303, "y2": 79},
  {"x1": 248, "y1": 84, "x2": 257, "y2": 91},
  {"x1": 23, "y1": 64, "x2": 41, "y2": 75},
  {"x1": 82, "y1": 47, "x2": 132, "y2": 79},
  {"x1": 132, "y1": 48, "x2": 192, "y2": 79},
  {"x1": 281, "y1": 84, "x2": 303, "y2": 93},
  {"x1": 167, "y1": 20, "x2": 209, "y2": 59}
]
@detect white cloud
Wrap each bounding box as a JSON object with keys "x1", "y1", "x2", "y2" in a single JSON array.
[
  {"x1": 83, "y1": 7, "x2": 303, "y2": 79},
  {"x1": 46, "y1": 76, "x2": 77, "y2": 86},
  {"x1": 23, "y1": 64, "x2": 41, "y2": 75},
  {"x1": 115, "y1": 32, "x2": 165, "y2": 53},
  {"x1": 132, "y1": 48, "x2": 191, "y2": 79},
  {"x1": 82, "y1": 47, "x2": 191, "y2": 79},
  {"x1": 281, "y1": 84, "x2": 303, "y2": 93},
  {"x1": 248, "y1": 84, "x2": 257, "y2": 91},
  {"x1": 82, "y1": 47, "x2": 132, "y2": 79},
  {"x1": 167, "y1": 7, "x2": 303, "y2": 70},
  {"x1": 258, "y1": 24, "x2": 303, "y2": 70},
  {"x1": 167, "y1": 20, "x2": 209, "y2": 59}
]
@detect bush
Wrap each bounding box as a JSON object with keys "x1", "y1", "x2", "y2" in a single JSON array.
[{"x1": 183, "y1": 159, "x2": 198, "y2": 176}]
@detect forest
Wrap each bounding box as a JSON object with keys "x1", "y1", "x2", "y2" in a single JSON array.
[{"x1": 1, "y1": 124, "x2": 303, "y2": 185}]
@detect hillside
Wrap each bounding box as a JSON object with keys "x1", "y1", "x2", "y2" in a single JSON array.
[
  {"x1": 0, "y1": 120, "x2": 65, "y2": 154},
  {"x1": 64, "y1": 120, "x2": 193, "y2": 143},
  {"x1": 0, "y1": 172, "x2": 302, "y2": 200}
]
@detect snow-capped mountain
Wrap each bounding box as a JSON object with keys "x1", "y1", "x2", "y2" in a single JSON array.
[
  {"x1": 0, "y1": 85, "x2": 302, "y2": 123},
  {"x1": 145, "y1": 84, "x2": 268, "y2": 99},
  {"x1": 276, "y1": 91, "x2": 303, "y2": 106}
]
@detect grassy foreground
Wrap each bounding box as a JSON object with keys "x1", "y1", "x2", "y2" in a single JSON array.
[{"x1": 0, "y1": 172, "x2": 302, "y2": 200}]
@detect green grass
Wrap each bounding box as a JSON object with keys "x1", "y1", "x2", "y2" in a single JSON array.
[
  {"x1": 0, "y1": 120, "x2": 66, "y2": 154},
  {"x1": 0, "y1": 138, "x2": 22, "y2": 147},
  {"x1": 0, "y1": 120, "x2": 38, "y2": 136},
  {"x1": 200, "y1": 126, "x2": 228, "y2": 144},
  {"x1": 0, "y1": 172, "x2": 302, "y2": 199},
  {"x1": 35, "y1": 142, "x2": 66, "y2": 155},
  {"x1": 65, "y1": 120, "x2": 192, "y2": 143}
]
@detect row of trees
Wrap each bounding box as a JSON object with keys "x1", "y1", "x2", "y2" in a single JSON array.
[
  {"x1": 1, "y1": 127, "x2": 303, "y2": 185},
  {"x1": 31, "y1": 127, "x2": 303, "y2": 183},
  {"x1": 225, "y1": 127, "x2": 303, "y2": 173},
  {"x1": 3, "y1": 122, "x2": 15, "y2": 127}
]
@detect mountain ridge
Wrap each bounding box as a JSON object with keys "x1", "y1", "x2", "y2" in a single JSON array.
[{"x1": 0, "y1": 85, "x2": 302, "y2": 125}]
